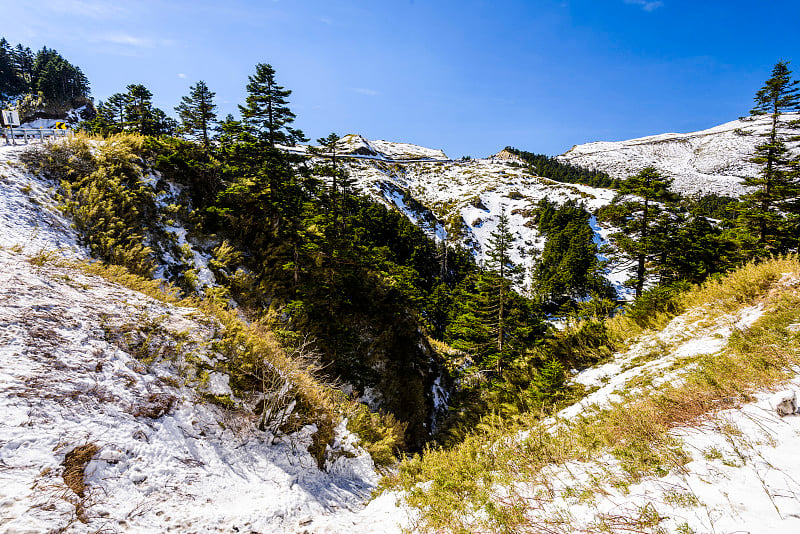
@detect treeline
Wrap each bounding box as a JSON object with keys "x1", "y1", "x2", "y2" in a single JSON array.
[
  {"x1": 505, "y1": 147, "x2": 620, "y2": 188},
  {"x1": 84, "y1": 83, "x2": 178, "y2": 137},
  {"x1": 0, "y1": 38, "x2": 90, "y2": 104}
]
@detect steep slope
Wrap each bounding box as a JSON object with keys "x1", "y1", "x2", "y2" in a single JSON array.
[
  {"x1": 320, "y1": 140, "x2": 623, "y2": 291},
  {"x1": 0, "y1": 143, "x2": 400, "y2": 533},
  {"x1": 386, "y1": 257, "x2": 800, "y2": 533},
  {"x1": 558, "y1": 113, "x2": 800, "y2": 197}
]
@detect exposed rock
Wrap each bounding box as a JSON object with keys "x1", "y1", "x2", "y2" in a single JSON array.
[{"x1": 770, "y1": 390, "x2": 797, "y2": 416}]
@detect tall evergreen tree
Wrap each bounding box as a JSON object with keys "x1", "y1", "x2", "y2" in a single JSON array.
[
  {"x1": 125, "y1": 84, "x2": 154, "y2": 134},
  {"x1": 532, "y1": 199, "x2": 613, "y2": 307},
  {"x1": 484, "y1": 209, "x2": 522, "y2": 368},
  {"x1": 12, "y1": 44, "x2": 34, "y2": 91},
  {"x1": 737, "y1": 61, "x2": 800, "y2": 253},
  {"x1": 0, "y1": 38, "x2": 20, "y2": 97},
  {"x1": 175, "y1": 80, "x2": 217, "y2": 153},
  {"x1": 602, "y1": 167, "x2": 676, "y2": 298},
  {"x1": 238, "y1": 63, "x2": 305, "y2": 147}
]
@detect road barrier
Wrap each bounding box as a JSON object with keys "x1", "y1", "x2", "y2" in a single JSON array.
[{"x1": 3, "y1": 127, "x2": 73, "y2": 145}]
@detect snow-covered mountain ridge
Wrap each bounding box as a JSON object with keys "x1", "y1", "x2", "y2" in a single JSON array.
[
  {"x1": 558, "y1": 113, "x2": 800, "y2": 197},
  {"x1": 314, "y1": 141, "x2": 622, "y2": 290}
]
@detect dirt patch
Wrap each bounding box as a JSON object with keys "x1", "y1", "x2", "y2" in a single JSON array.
[{"x1": 132, "y1": 392, "x2": 177, "y2": 418}]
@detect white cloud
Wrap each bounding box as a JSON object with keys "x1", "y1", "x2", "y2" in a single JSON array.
[
  {"x1": 624, "y1": 0, "x2": 664, "y2": 11},
  {"x1": 89, "y1": 33, "x2": 175, "y2": 50},
  {"x1": 94, "y1": 33, "x2": 156, "y2": 48},
  {"x1": 178, "y1": 73, "x2": 187, "y2": 79},
  {"x1": 354, "y1": 88, "x2": 379, "y2": 96},
  {"x1": 42, "y1": 0, "x2": 127, "y2": 19}
]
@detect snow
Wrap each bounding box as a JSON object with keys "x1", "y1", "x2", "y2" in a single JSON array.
[
  {"x1": 0, "y1": 145, "x2": 84, "y2": 257},
  {"x1": 0, "y1": 143, "x2": 406, "y2": 534},
  {"x1": 561, "y1": 302, "x2": 765, "y2": 420},
  {"x1": 514, "y1": 385, "x2": 800, "y2": 533},
  {"x1": 341, "y1": 153, "x2": 618, "y2": 290},
  {"x1": 559, "y1": 113, "x2": 800, "y2": 197}
]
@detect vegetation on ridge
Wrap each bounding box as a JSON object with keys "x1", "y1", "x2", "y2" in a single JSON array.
[{"x1": 11, "y1": 35, "x2": 800, "y2": 509}]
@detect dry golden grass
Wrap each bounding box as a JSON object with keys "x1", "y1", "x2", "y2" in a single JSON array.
[
  {"x1": 61, "y1": 442, "x2": 99, "y2": 523},
  {"x1": 391, "y1": 256, "x2": 800, "y2": 533}
]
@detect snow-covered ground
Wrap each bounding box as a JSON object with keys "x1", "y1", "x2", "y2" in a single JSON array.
[
  {"x1": 558, "y1": 113, "x2": 800, "y2": 197},
  {"x1": 525, "y1": 383, "x2": 800, "y2": 533},
  {"x1": 0, "y1": 142, "x2": 407, "y2": 534}
]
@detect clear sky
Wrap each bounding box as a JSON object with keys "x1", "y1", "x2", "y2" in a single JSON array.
[{"x1": 3, "y1": 0, "x2": 799, "y2": 158}]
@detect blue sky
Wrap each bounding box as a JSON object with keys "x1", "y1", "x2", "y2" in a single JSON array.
[{"x1": 3, "y1": 0, "x2": 799, "y2": 157}]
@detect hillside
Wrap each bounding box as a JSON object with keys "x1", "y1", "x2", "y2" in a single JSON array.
[
  {"x1": 4, "y1": 137, "x2": 800, "y2": 532},
  {"x1": 0, "y1": 143, "x2": 405, "y2": 533},
  {"x1": 307, "y1": 137, "x2": 626, "y2": 292},
  {"x1": 388, "y1": 256, "x2": 800, "y2": 533},
  {"x1": 558, "y1": 113, "x2": 800, "y2": 197}
]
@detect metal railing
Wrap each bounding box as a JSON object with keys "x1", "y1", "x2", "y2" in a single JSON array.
[{"x1": 3, "y1": 127, "x2": 73, "y2": 145}]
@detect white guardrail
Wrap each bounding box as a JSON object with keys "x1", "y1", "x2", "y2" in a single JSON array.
[{"x1": 3, "y1": 127, "x2": 73, "y2": 145}]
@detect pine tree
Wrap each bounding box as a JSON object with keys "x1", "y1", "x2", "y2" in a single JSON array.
[
  {"x1": 602, "y1": 167, "x2": 675, "y2": 298},
  {"x1": 106, "y1": 92, "x2": 129, "y2": 129},
  {"x1": 125, "y1": 84, "x2": 154, "y2": 134},
  {"x1": 484, "y1": 209, "x2": 522, "y2": 369},
  {"x1": 238, "y1": 63, "x2": 305, "y2": 147},
  {"x1": 737, "y1": 61, "x2": 800, "y2": 253},
  {"x1": 311, "y1": 133, "x2": 357, "y2": 242},
  {"x1": 0, "y1": 38, "x2": 20, "y2": 97},
  {"x1": 533, "y1": 199, "x2": 613, "y2": 307},
  {"x1": 12, "y1": 44, "x2": 33, "y2": 92},
  {"x1": 175, "y1": 80, "x2": 217, "y2": 153}
]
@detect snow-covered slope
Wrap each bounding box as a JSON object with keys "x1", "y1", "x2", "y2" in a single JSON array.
[
  {"x1": 0, "y1": 143, "x2": 404, "y2": 533},
  {"x1": 558, "y1": 113, "x2": 800, "y2": 197},
  {"x1": 324, "y1": 142, "x2": 625, "y2": 291}
]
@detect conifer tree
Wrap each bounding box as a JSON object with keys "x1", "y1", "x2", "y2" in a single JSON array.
[
  {"x1": 533, "y1": 199, "x2": 613, "y2": 306},
  {"x1": 125, "y1": 84, "x2": 154, "y2": 134},
  {"x1": 106, "y1": 92, "x2": 129, "y2": 129},
  {"x1": 0, "y1": 38, "x2": 20, "y2": 97},
  {"x1": 484, "y1": 209, "x2": 522, "y2": 368},
  {"x1": 602, "y1": 167, "x2": 675, "y2": 298},
  {"x1": 175, "y1": 80, "x2": 217, "y2": 153},
  {"x1": 737, "y1": 61, "x2": 800, "y2": 253},
  {"x1": 238, "y1": 63, "x2": 305, "y2": 147},
  {"x1": 12, "y1": 44, "x2": 33, "y2": 91}
]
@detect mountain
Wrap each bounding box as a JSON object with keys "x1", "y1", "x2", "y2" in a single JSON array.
[
  {"x1": 314, "y1": 137, "x2": 626, "y2": 292},
  {"x1": 558, "y1": 113, "x2": 800, "y2": 197},
  {"x1": 5, "y1": 126, "x2": 800, "y2": 533}
]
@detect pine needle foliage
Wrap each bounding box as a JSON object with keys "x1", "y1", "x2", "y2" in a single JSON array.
[
  {"x1": 737, "y1": 61, "x2": 800, "y2": 253},
  {"x1": 389, "y1": 256, "x2": 800, "y2": 533}
]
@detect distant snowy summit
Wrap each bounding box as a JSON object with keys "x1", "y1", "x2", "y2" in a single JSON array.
[
  {"x1": 282, "y1": 134, "x2": 450, "y2": 162},
  {"x1": 558, "y1": 113, "x2": 800, "y2": 197}
]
